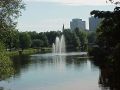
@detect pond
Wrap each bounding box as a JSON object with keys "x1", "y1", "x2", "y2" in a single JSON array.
[{"x1": 0, "y1": 52, "x2": 102, "y2": 90}]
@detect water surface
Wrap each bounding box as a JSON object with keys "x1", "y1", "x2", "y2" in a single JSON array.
[{"x1": 0, "y1": 52, "x2": 101, "y2": 90}]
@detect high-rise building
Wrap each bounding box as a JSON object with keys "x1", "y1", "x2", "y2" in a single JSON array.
[
  {"x1": 89, "y1": 16, "x2": 101, "y2": 31},
  {"x1": 70, "y1": 19, "x2": 86, "y2": 30}
]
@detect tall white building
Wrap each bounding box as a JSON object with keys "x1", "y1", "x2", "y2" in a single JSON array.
[
  {"x1": 70, "y1": 19, "x2": 86, "y2": 30},
  {"x1": 89, "y1": 17, "x2": 101, "y2": 31}
]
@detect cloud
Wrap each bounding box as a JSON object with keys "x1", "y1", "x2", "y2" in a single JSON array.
[{"x1": 24, "y1": 0, "x2": 113, "y2": 5}]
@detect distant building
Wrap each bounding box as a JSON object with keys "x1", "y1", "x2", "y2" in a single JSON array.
[
  {"x1": 89, "y1": 16, "x2": 102, "y2": 31},
  {"x1": 70, "y1": 19, "x2": 86, "y2": 30}
]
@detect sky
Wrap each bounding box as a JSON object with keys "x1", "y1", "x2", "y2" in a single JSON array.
[{"x1": 17, "y1": 0, "x2": 115, "y2": 32}]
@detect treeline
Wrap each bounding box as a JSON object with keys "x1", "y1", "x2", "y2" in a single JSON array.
[
  {"x1": 0, "y1": 30, "x2": 57, "y2": 50},
  {"x1": 0, "y1": 28, "x2": 95, "y2": 52}
]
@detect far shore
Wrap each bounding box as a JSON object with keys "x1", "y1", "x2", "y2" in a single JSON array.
[{"x1": 6, "y1": 48, "x2": 52, "y2": 57}]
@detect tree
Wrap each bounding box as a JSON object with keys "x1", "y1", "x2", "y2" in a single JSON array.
[
  {"x1": 90, "y1": 6, "x2": 120, "y2": 90},
  {"x1": 0, "y1": 0, "x2": 25, "y2": 30},
  {"x1": 6, "y1": 29, "x2": 19, "y2": 50},
  {"x1": 63, "y1": 29, "x2": 73, "y2": 50},
  {"x1": 0, "y1": 0, "x2": 24, "y2": 80},
  {"x1": 91, "y1": 7, "x2": 120, "y2": 51},
  {"x1": 38, "y1": 33, "x2": 48, "y2": 47},
  {"x1": 90, "y1": 6, "x2": 120, "y2": 65},
  {"x1": 0, "y1": 27, "x2": 19, "y2": 51},
  {"x1": 45, "y1": 31, "x2": 61, "y2": 46},
  {"x1": 19, "y1": 32, "x2": 31, "y2": 50},
  {"x1": 63, "y1": 29, "x2": 80, "y2": 51},
  {"x1": 87, "y1": 31, "x2": 96, "y2": 44},
  {"x1": 107, "y1": 0, "x2": 120, "y2": 5},
  {"x1": 74, "y1": 28, "x2": 88, "y2": 51},
  {"x1": 31, "y1": 39, "x2": 43, "y2": 48},
  {"x1": 0, "y1": 0, "x2": 25, "y2": 49},
  {"x1": 72, "y1": 32, "x2": 80, "y2": 49},
  {"x1": 28, "y1": 31, "x2": 39, "y2": 40}
]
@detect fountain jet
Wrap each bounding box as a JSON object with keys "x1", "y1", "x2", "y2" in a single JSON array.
[{"x1": 52, "y1": 35, "x2": 66, "y2": 54}]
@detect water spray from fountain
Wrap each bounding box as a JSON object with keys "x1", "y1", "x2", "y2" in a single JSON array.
[{"x1": 52, "y1": 35, "x2": 66, "y2": 54}]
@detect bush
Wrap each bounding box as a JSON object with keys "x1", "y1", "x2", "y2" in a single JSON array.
[{"x1": 0, "y1": 42, "x2": 14, "y2": 80}]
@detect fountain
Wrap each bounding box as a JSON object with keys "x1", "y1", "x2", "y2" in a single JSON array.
[{"x1": 52, "y1": 35, "x2": 66, "y2": 54}]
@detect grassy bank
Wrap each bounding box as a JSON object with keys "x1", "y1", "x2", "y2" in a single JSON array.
[
  {"x1": 6, "y1": 48, "x2": 52, "y2": 57},
  {"x1": 7, "y1": 48, "x2": 38, "y2": 57}
]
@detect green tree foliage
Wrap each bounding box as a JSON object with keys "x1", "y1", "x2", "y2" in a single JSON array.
[
  {"x1": 27, "y1": 31, "x2": 61, "y2": 48},
  {"x1": 19, "y1": 32, "x2": 31, "y2": 50},
  {"x1": 90, "y1": 6, "x2": 120, "y2": 90},
  {"x1": 38, "y1": 33, "x2": 48, "y2": 47},
  {"x1": 0, "y1": 0, "x2": 25, "y2": 30},
  {"x1": 0, "y1": 0, "x2": 24, "y2": 80},
  {"x1": 63, "y1": 28, "x2": 88, "y2": 51},
  {"x1": 74, "y1": 28, "x2": 88, "y2": 51},
  {"x1": 45, "y1": 31, "x2": 61, "y2": 46},
  {"x1": 31, "y1": 39, "x2": 43, "y2": 48},
  {"x1": 0, "y1": 0, "x2": 25, "y2": 50},
  {"x1": 0, "y1": 28, "x2": 19, "y2": 50},
  {"x1": 72, "y1": 32, "x2": 80, "y2": 49},
  {"x1": 0, "y1": 42, "x2": 14, "y2": 80},
  {"x1": 63, "y1": 29, "x2": 77, "y2": 51},
  {"x1": 91, "y1": 7, "x2": 120, "y2": 61},
  {"x1": 87, "y1": 31, "x2": 96, "y2": 44},
  {"x1": 28, "y1": 31, "x2": 39, "y2": 40}
]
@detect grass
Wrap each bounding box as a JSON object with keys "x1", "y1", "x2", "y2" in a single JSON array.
[
  {"x1": 6, "y1": 48, "x2": 52, "y2": 57},
  {"x1": 6, "y1": 48, "x2": 38, "y2": 57}
]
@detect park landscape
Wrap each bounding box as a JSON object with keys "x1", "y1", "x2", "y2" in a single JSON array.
[{"x1": 0, "y1": 0, "x2": 120, "y2": 90}]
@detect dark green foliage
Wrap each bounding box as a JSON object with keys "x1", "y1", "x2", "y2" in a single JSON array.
[
  {"x1": 28, "y1": 31, "x2": 39, "y2": 40},
  {"x1": 0, "y1": 29, "x2": 19, "y2": 50},
  {"x1": 0, "y1": 0, "x2": 25, "y2": 29},
  {"x1": 0, "y1": 30, "x2": 61, "y2": 50},
  {"x1": 45, "y1": 31, "x2": 62, "y2": 46},
  {"x1": 19, "y1": 32, "x2": 31, "y2": 50},
  {"x1": 72, "y1": 32, "x2": 80, "y2": 49},
  {"x1": 74, "y1": 28, "x2": 88, "y2": 51},
  {"x1": 31, "y1": 39, "x2": 43, "y2": 48},
  {"x1": 63, "y1": 29, "x2": 88, "y2": 51},
  {"x1": 0, "y1": 0, "x2": 25, "y2": 50},
  {"x1": 91, "y1": 7, "x2": 120, "y2": 61},
  {"x1": 28, "y1": 31, "x2": 61, "y2": 47},
  {"x1": 0, "y1": 42, "x2": 14, "y2": 80},
  {"x1": 38, "y1": 33, "x2": 48, "y2": 47},
  {"x1": 90, "y1": 7, "x2": 120, "y2": 90},
  {"x1": 63, "y1": 29, "x2": 79, "y2": 51},
  {"x1": 0, "y1": 0, "x2": 24, "y2": 80},
  {"x1": 87, "y1": 31, "x2": 96, "y2": 44},
  {"x1": 0, "y1": 0, "x2": 25, "y2": 34}
]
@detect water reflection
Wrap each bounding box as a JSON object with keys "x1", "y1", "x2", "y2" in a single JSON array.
[
  {"x1": 30, "y1": 54, "x2": 88, "y2": 71},
  {"x1": 0, "y1": 54, "x2": 91, "y2": 80},
  {"x1": 92, "y1": 59, "x2": 120, "y2": 90},
  {"x1": 99, "y1": 66, "x2": 120, "y2": 90},
  {"x1": 11, "y1": 55, "x2": 31, "y2": 78},
  {"x1": 0, "y1": 53, "x2": 100, "y2": 90},
  {"x1": 1, "y1": 53, "x2": 119, "y2": 90},
  {"x1": 0, "y1": 58, "x2": 14, "y2": 81}
]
